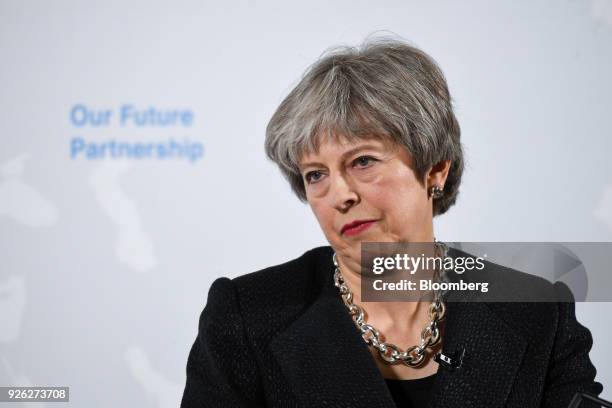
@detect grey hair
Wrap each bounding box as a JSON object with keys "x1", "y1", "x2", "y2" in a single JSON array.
[{"x1": 264, "y1": 36, "x2": 464, "y2": 216}]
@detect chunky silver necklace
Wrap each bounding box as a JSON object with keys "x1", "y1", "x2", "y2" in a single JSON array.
[{"x1": 332, "y1": 240, "x2": 448, "y2": 367}]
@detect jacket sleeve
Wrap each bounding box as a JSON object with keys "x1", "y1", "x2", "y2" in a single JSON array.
[
  {"x1": 541, "y1": 282, "x2": 604, "y2": 408},
  {"x1": 180, "y1": 277, "x2": 265, "y2": 408}
]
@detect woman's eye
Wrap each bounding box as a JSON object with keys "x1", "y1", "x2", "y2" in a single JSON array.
[
  {"x1": 305, "y1": 170, "x2": 323, "y2": 184},
  {"x1": 353, "y1": 155, "x2": 377, "y2": 168}
]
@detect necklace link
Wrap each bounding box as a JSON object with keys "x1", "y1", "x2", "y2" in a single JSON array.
[{"x1": 332, "y1": 241, "x2": 448, "y2": 367}]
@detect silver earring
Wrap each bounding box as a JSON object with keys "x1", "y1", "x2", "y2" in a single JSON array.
[{"x1": 429, "y1": 185, "x2": 444, "y2": 199}]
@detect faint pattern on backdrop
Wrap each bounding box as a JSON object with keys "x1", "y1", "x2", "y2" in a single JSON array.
[{"x1": 1, "y1": 1, "x2": 611, "y2": 406}]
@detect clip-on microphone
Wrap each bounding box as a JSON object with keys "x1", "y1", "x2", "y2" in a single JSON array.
[{"x1": 434, "y1": 348, "x2": 465, "y2": 371}]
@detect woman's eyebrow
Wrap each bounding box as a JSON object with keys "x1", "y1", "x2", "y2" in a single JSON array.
[
  {"x1": 299, "y1": 144, "x2": 381, "y2": 170},
  {"x1": 339, "y1": 144, "x2": 381, "y2": 160}
]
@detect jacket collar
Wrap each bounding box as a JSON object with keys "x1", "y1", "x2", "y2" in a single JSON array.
[{"x1": 270, "y1": 246, "x2": 527, "y2": 408}]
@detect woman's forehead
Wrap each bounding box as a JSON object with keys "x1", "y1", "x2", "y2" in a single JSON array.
[{"x1": 298, "y1": 134, "x2": 396, "y2": 164}]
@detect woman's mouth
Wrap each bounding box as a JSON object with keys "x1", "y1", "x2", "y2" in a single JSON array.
[{"x1": 341, "y1": 220, "x2": 377, "y2": 236}]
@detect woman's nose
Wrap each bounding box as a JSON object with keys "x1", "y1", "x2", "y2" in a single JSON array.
[{"x1": 328, "y1": 174, "x2": 359, "y2": 212}]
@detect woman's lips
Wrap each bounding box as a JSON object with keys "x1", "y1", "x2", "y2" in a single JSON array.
[{"x1": 342, "y1": 220, "x2": 377, "y2": 236}]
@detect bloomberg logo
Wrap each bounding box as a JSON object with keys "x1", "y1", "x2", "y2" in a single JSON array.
[{"x1": 69, "y1": 104, "x2": 204, "y2": 163}]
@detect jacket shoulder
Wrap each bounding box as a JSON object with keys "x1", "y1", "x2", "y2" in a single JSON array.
[
  {"x1": 448, "y1": 246, "x2": 573, "y2": 302},
  {"x1": 447, "y1": 247, "x2": 576, "y2": 339},
  {"x1": 231, "y1": 246, "x2": 331, "y2": 297},
  {"x1": 472, "y1": 260, "x2": 578, "y2": 344},
  {"x1": 226, "y1": 246, "x2": 334, "y2": 336}
]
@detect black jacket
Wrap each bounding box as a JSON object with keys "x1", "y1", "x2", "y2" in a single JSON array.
[{"x1": 180, "y1": 246, "x2": 604, "y2": 407}]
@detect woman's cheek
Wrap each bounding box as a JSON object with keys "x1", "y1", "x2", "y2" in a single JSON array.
[
  {"x1": 366, "y1": 175, "x2": 401, "y2": 203},
  {"x1": 315, "y1": 206, "x2": 337, "y2": 238}
]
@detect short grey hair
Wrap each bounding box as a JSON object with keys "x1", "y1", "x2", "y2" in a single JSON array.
[{"x1": 264, "y1": 37, "x2": 464, "y2": 216}]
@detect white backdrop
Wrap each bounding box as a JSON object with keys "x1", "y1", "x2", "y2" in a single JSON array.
[{"x1": 1, "y1": 1, "x2": 611, "y2": 406}]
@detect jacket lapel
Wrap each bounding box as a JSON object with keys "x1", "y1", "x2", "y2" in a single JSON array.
[
  {"x1": 429, "y1": 247, "x2": 529, "y2": 407},
  {"x1": 427, "y1": 300, "x2": 527, "y2": 407},
  {"x1": 270, "y1": 260, "x2": 398, "y2": 407},
  {"x1": 270, "y1": 246, "x2": 528, "y2": 408}
]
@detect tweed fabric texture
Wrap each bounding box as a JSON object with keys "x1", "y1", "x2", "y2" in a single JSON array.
[{"x1": 181, "y1": 246, "x2": 604, "y2": 407}]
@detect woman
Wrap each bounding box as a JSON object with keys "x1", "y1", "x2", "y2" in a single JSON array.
[{"x1": 181, "y1": 38, "x2": 603, "y2": 407}]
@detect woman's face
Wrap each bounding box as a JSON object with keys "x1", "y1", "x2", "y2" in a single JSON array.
[{"x1": 298, "y1": 136, "x2": 448, "y2": 265}]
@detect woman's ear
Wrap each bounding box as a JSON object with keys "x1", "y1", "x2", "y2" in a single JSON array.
[{"x1": 426, "y1": 160, "x2": 451, "y2": 190}]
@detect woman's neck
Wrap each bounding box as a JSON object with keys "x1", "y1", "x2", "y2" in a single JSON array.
[{"x1": 336, "y1": 254, "x2": 432, "y2": 331}]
